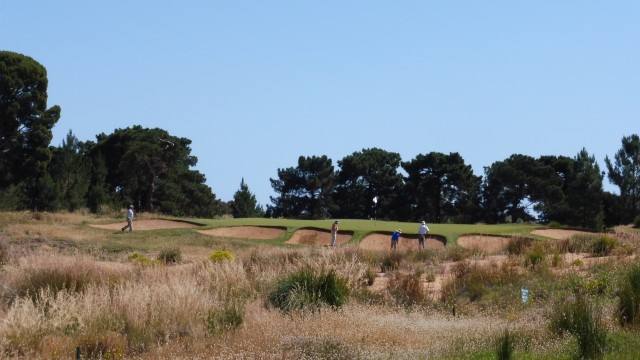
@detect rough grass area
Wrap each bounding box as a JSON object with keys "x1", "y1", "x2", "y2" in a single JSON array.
[{"x1": 1, "y1": 212, "x2": 640, "y2": 359}]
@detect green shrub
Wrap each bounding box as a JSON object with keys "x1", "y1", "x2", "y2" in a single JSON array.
[
  {"x1": 617, "y1": 264, "x2": 640, "y2": 326},
  {"x1": 548, "y1": 294, "x2": 607, "y2": 359},
  {"x1": 209, "y1": 249, "x2": 234, "y2": 263},
  {"x1": 268, "y1": 267, "x2": 350, "y2": 313},
  {"x1": 157, "y1": 247, "x2": 182, "y2": 265},
  {"x1": 591, "y1": 235, "x2": 616, "y2": 256},
  {"x1": 127, "y1": 252, "x2": 161, "y2": 266},
  {"x1": 495, "y1": 329, "x2": 515, "y2": 360},
  {"x1": 548, "y1": 221, "x2": 562, "y2": 228},
  {"x1": 525, "y1": 247, "x2": 545, "y2": 269},
  {"x1": 204, "y1": 303, "x2": 244, "y2": 336},
  {"x1": 572, "y1": 259, "x2": 584, "y2": 267},
  {"x1": 634, "y1": 215, "x2": 640, "y2": 229},
  {"x1": 17, "y1": 267, "x2": 93, "y2": 300}
]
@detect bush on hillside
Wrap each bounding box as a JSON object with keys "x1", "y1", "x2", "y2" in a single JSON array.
[
  {"x1": 548, "y1": 294, "x2": 607, "y2": 359},
  {"x1": 268, "y1": 267, "x2": 349, "y2": 313},
  {"x1": 204, "y1": 303, "x2": 244, "y2": 336},
  {"x1": 591, "y1": 235, "x2": 616, "y2": 256},
  {"x1": 495, "y1": 329, "x2": 516, "y2": 360},
  {"x1": 157, "y1": 247, "x2": 182, "y2": 265},
  {"x1": 209, "y1": 249, "x2": 234, "y2": 263},
  {"x1": 618, "y1": 264, "x2": 640, "y2": 326}
]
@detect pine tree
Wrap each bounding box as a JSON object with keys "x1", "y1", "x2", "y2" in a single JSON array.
[{"x1": 231, "y1": 178, "x2": 264, "y2": 218}]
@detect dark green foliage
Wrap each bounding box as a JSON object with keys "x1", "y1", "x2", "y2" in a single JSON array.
[
  {"x1": 591, "y1": 235, "x2": 616, "y2": 256},
  {"x1": 204, "y1": 303, "x2": 244, "y2": 336},
  {"x1": 548, "y1": 294, "x2": 607, "y2": 359},
  {"x1": 157, "y1": 247, "x2": 182, "y2": 265},
  {"x1": 0, "y1": 51, "x2": 60, "y2": 194},
  {"x1": 401, "y1": 151, "x2": 482, "y2": 223},
  {"x1": 495, "y1": 329, "x2": 515, "y2": 360},
  {"x1": 617, "y1": 264, "x2": 640, "y2": 326},
  {"x1": 525, "y1": 246, "x2": 546, "y2": 268},
  {"x1": 605, "y1": 134, "x2": 640, "y2": 224},
  {"x1": 333, "y1": 148, "x2": 403, "y2": 220},
  {"x1": 268, "y1": 267, "x2": 349, "y2": 313},
  {"x1": 269, "y1": 155, "x2": 335, "y2": 219},
  {"x1": 88, "y1": 126, "x2": 220, "y2": 217},
  {"x1": 634, "y1": 215, "x2": 640, "y2": 229},
  {"x1": 231, "y1": 178, "x2": 264, "y2": 218},
  {"x1": 482, "y1": 154, "x2": 559, "y2": 224},
  {"x1": 46, "y1": 130, "x2": 90, "y2": 211},
  {"x1": 564, "y1": 149, "x2": 605, "y2": 229}
]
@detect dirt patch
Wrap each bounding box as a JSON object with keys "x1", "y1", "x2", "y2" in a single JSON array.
[
  {"x1": 198, "y1": 226, "x2": 285, "y2": 240},
  {"x1": 531, "y1": 229, "x2": 592, "y2": 240},
  {"x1": 359, "y1": 233, "x2": 445, "y2": 251},
  {"x1": 457, "y1": 235, "x2": 511, "y2": 254},
  {"x1": 90, "y1": 219, "x2": 199, "y2": 231},
  {"x1": 286, "y1": 229, "x2": 352, "y2": 246}
]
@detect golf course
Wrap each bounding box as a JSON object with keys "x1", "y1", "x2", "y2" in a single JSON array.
[{"x1": 1, "y1": 211, "x2": 640, "y2": 359}]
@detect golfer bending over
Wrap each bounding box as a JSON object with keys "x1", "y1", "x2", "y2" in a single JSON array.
[{"x1": 391, "y1": 229, "x2": 401, "y2": 250}]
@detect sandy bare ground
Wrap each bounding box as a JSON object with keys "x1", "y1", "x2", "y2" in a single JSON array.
[
  {"x1": 531, "y1": 228, "x2": 592, "y2": 240},
  {"x1": 286, "y1": 229, "x2": 351, "y2": 246},
  {"x1": 457, "y1": 235, "x2": 511, "y2": 254},
  {"x1": 198, "y1": 226, "x2": 285, "y2": 240},
  {"x1": 359, "y1": 233, "x2": 445, "y2": 251},
  {"x1": 90, "y1": 219, "x2": 199, "y2": 231}
]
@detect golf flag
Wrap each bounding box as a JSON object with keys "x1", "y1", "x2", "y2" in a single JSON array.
[{"x1": 373, "y1": 196, "x2": 378, "y2": 204}]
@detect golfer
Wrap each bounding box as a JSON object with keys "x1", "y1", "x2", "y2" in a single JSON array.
[
  {"x1": 331, "y1": 220, "x2": 339, "y2": 246},
  {"x1": 391, "y1": 229, "x2": 402, "y2": 250},
  {"x1": 418, "y1": 221, "x2": 430, "y2": 250},
  {"x1": 121, "y1": 205, "x2": 134, "y2": 232}
]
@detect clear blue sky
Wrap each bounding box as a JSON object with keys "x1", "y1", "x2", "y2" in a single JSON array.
[{"x1": 3, "y1": 1, "x2": 638, "y2": 205}]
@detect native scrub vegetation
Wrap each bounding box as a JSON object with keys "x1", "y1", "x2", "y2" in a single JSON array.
[{"x1": 1, "y1": 213, "x2": 640, "y2": 358}]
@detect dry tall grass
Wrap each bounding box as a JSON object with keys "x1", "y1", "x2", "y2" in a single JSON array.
[{"x1": 1, "y1": 212, "x2": 640, "y2": 358}]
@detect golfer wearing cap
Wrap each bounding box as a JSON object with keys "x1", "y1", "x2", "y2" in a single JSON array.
[
  {"x1": 391, "y1": 229, "x2": 402, "y2": 250},
  {"x1": 418, "y1": 221, "x2": 430, "y2": 250},
  {"x1": 331, "y1": 220, "x2": 339, "y2": 246}
]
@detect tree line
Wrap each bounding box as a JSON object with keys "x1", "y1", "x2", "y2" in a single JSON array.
[
  {"x1": 266, "y1": 142, "x2": 640, "y2": 229},
  {"x1": 2, "y1": 51, "x2": 639, "y2": 228}
]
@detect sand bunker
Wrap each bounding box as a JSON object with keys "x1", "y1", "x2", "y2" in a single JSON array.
[
  {"x1": 198, "y1": 226, "x2": 285, "y2": 240},
  {"x1": 531, "y1": 229, "x2": 592, "y2": 240},
  {"x1": 90, "y1": 219, "x2": 199, "y2": 231},
  {"x1": 359, "y1": 233, "x2": 445, "y2": 251},
  {"x1": 286, "y1": 229, "x2": 351, "y2": 246},
  {"x1": 457, "y1": 235, "x2": 511, "y2": 254}
]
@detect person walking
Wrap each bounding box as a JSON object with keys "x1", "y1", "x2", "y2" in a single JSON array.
[
  {"x1": 418, "y1": 221, "x2": 430, "y2": 250},
  {"x1": 121, "y1": 205, "x2": 134, "y2": 232},
  {"x1": 391, "y1": 229, "x2": 401, "y2": 250},
  {"x1": 331, "y1": 220, "x2": 339, "y2": 246}
]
